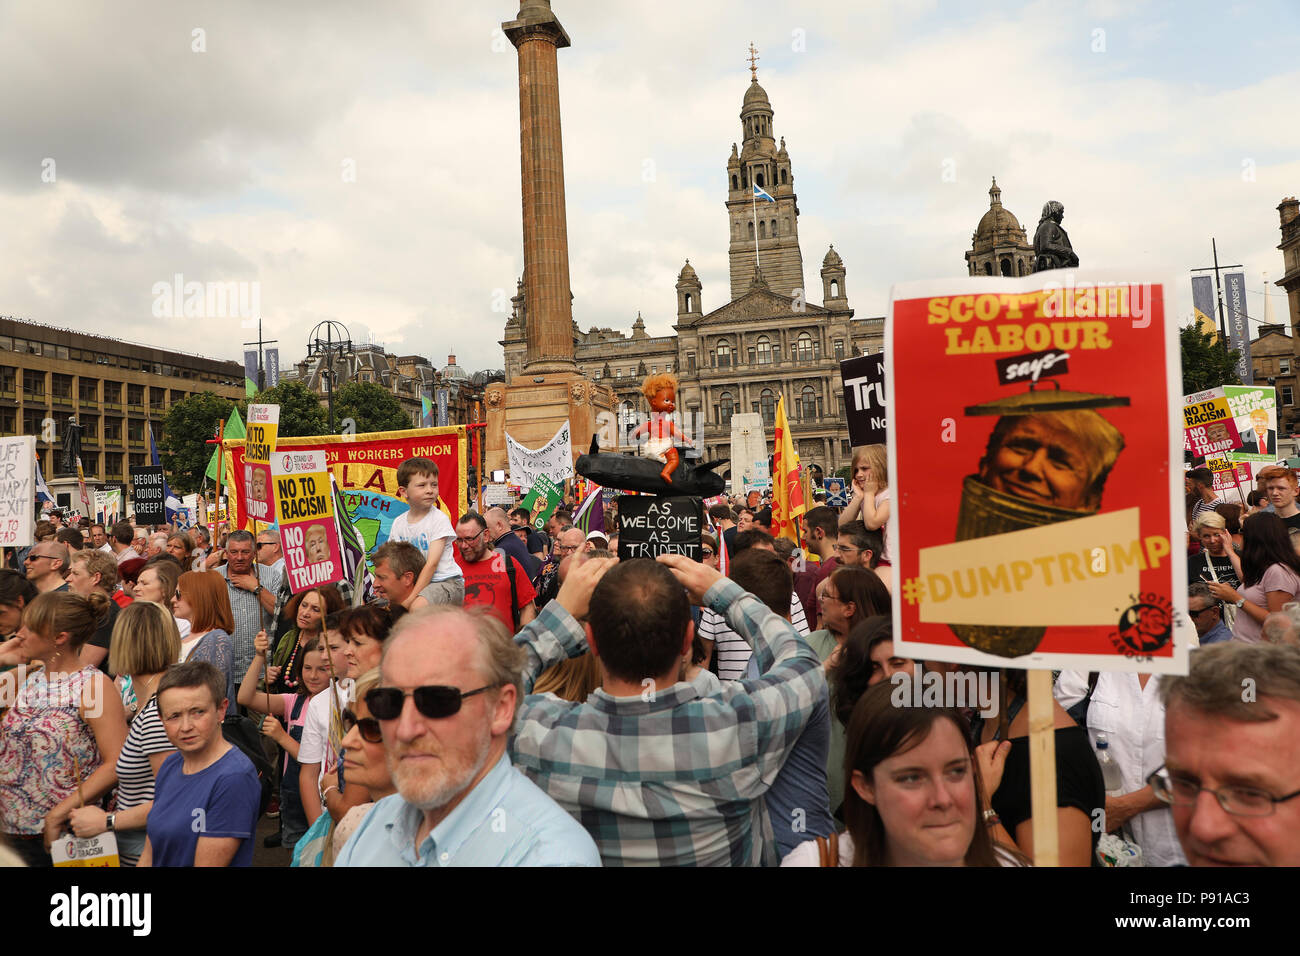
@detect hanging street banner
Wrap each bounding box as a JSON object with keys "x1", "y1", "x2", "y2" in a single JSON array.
[
  {"x1": 1181, "y1": 387, "x2": 1242, "y2": 459},
  {"x1": 264, "y1": 348, "x2": 280, "y2": 389},
  {"x1": 436, "y1": 388, "x2": 450, "y2": 428},
  {"x1": 243, "y1": 403, "x2": 280, "y2": 525},
  {"x1": 272, "y1": 449, "x2": 344, "y2": 593},
  {"x1": 519, "y1": 474, "x2": 562, "y2": 530},
  {"x1": 1224, "y1": 271, "x2": 1252, "y2": 384},
  {"x1": 1225, "y1": 385, "x2": 1277, "y2": 463},
  {"x1": 1191, "y1": 274, "x2": 1218, "y2": 340},
  {"x1": 840, "y1": 352, "x2": 887, "y2": 447},
  {"x1": 222, "y1": 426, "x2": 468, "y2": 555},
  {"x1": 130, "y1": 466, "x2": 167, "y2": 524},
  {"x1": 505, "y1": 421, "x2": 573, "y2": 493},
  {"x1": 885, "y1": 274, "x2": 1190, "y2": 675},
  {"x1": 0, "y1": 436, "x2": 35, "y2": 548}
]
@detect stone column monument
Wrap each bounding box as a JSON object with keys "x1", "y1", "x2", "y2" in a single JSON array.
[{"x1": 486, "y1": 0, "x2": 612, "y2": 475}]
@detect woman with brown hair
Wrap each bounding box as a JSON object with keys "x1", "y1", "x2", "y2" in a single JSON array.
[
  {"x1": 818, "y1": 567, "x2": 890, "y2": 655},
  {"x1": 172, "y1": 571, "x2": 236, "y2": 715},
  {"x1": 783, "y1": 683, "x2": 1023, "y2": 867},
  {"x1": 165, "y1": 532, "x2": 193, "y2": 568},
  {"x1": 0, "y1": 591, "x2": 128, "y2": 866},
  {"x1": 268, "y1": 585, "x2": 344, "y2": 694}
]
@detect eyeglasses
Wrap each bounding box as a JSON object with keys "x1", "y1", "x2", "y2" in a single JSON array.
[
  {"x1": 1149, "y1": 766, "x2": 1300, "y2": 817},
  {"x1": 555, "y1": 544, "x2": 579, "y2": 554},
  {"x1": 1189, "y1": 604, "x2": 1219, "y2": 617},
  {"x1": 701, "y1": 548, "x2": 715, "y2": 557},
  {"x1": 832, "y1": 544, "x2": 861, "y2": 555},
  {"x1": 455, "y1": 529, "x2": 486, "y2": 545},
  {"x1": 256, "y1": 542, "x2": 277, "y2": 549},
  {"x1": 821, "y1": 592, "x2": 842, "y2": 604},
  {"x1": 366, "y1": 683, "x2": 499, "y2": 721},
  {"x1": 341, "y1": 708, "x2": 383, "y2": 743}
]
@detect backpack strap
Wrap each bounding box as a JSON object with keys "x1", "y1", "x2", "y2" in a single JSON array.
[
  {"x1": 500, "y1": 550, "x2": 520, "y2": 632},
  {"x1": 815, "y1": 832, "x2": 840, "y2": 867}
]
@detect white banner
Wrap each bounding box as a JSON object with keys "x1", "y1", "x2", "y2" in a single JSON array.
[
  {"x1": 506, "y1": 421, "x2": 573, "y2": 492},
  {"x1": 0, "y1": 436, "x2": 35, "y2": 548}
]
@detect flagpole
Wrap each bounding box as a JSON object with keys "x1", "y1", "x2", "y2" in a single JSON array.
[{"x1": 751, "y1": 184, "x2": 761, "y2": 271}]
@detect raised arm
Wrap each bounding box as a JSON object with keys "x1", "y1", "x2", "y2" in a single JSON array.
[{"x1": 513, "y1": 557, "x2": 614, "y2": 691}]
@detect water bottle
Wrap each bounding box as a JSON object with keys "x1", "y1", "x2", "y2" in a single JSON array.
[{"x1": 1095, "y1": 732, "x2": 1123, "y2": 795}]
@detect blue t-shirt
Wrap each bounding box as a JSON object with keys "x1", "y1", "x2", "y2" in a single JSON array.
[{"x1": 148, "y1": 746, "x2": 261, "y2": 867}]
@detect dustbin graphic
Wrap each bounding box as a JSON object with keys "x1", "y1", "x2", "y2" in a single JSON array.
[{"x1": 950, "y1": 381, "x2": 1129, "y2": 658}]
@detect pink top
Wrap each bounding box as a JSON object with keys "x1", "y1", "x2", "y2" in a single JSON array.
[
  {"x1": 0, "y1": 666, "x2": 104, "y2": 835},
  {"x1": 1233, "y1": 563, "x2": 1300, "y2": 644}
]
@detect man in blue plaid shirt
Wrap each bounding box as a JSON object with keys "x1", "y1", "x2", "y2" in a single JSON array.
[{"x1": 511, "y1": 553, "x2": 824, "y2": 866}]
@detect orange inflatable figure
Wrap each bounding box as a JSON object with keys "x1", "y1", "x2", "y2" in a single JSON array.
[{"x1": 631, "y1": 373, "x2": 692, "y2": 484}]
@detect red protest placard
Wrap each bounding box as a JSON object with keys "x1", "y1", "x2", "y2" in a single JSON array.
[{"x1": 886, "y1": 274, "x2": 1191, "y2": 674}]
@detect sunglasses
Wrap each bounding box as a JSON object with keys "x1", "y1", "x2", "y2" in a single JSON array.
[
  {"x1": 366, "y1": 683, "x2": 499, "y2": 721},
  {"x1": 341, "y1": 708, "x2": 383, "y2": 744},
  {"x1": 701, "y1": 548, "x2": 715, "y2": 557}
]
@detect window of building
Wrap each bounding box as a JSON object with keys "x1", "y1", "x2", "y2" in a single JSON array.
[
  {"x1": 780, "y1": 168, "x2": 787, "y2": 185},
  {"x1": 756, "y1": 336, "x2": 772, "y2": 365},
  {"x1": 127, "y1": 384, "x2": 144, "y2": 407},
  {"x1": 1282, "y1": 358, "x2": 1291, "y2": 375},
  {"x1": 0, "y1": 366, "x2": 16, "y2": 394},
  {"x1": 841, "y1": 439, "x2": 851, "y2": 455},
  {"x1": 800, "y1": 385, "x2": 817, "y2": 420},
  {"x1": 718, "y1": 392, "x2": 734, "y2": 426},
  {"x1": 747, "y1": 221, "x2": 754, "y2": 240},
  {"x1": 756, "y1": 172, "x2": 765, "y2": 188},
  {"x1": 717, "y1": 341, "x2": 733, "y2": 368},
  {"x1": 731, "y1": 175, "x2": 738, "y2": 190},
  {"x1": 833, "y1": 339, "x2": 845, "y2": 359},
  {"x1": 760, "y1": 388, "x2": 775, "y2": 426},
  {"x1": 0, "y1": 408, "x2": 16, "y2": 435},
  {"x1": 103, "y1": 417, "x2": 122, "y2": 443},
  {"x1": 747, "y1": 347, "x2": 756, "y2": 365},
  {"x1": 1285, "y1": 385, "x2": 1295, "y2": 406},
  {"x1": 794, "y1": 333, "x2": 815, "y2": 363},
  {"x1": 759, "y1": 221, "x2": 767, "y2": 239},
  {"x1": 22, "y1": 370, "x2": 45, "y2": 398},
  {"x1": 687, "y1": 352, "x2": 697, "y2": 373},
  {"x1": 104, "y1": 381, "x2": 122, "y2": 405},
  {"x1": 0, "y1": 336, "x2": 10, "y2": 352}
]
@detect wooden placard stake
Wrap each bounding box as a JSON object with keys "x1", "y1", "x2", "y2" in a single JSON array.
[{"x1": 1026, "y1": 668, "x2": 1059, "y2": 867}]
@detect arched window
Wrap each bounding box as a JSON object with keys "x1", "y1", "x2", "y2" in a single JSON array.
[
  {"x1": 684, "y1": 293, "x2": 693, "y2": 312},
  {"x1": 731, "y1": 175, "x2": 738, "y2": 190},
  {"x1": 717, "y1": 340, "x2": 733, "y2": 369},
  {"x1": 718, "y1": 391, "x2": 734, "y2": 426},
  {"x1": 830, "y1": 279, "x2": 839, "y2": 298},
  {"x1": 781, "y1": 168, "x2": 787, "y2": 184},
  {"x1": 1000, "y1": 258, "x2": 1012, "y2": 277},
  {"x1": 760, "y1": 389, "x2": 775, "y2": 426},
  {"x1": 741, "y1": 169, "x2": 748, "y2": 188},
  {"x1": 748, "y1": 221, "x2": 754, "y2": 239},
  {"x1": 801, "y1": 385, "x2": 817, "y2": 420},
  {"x1": 756, "y1": 336, "x2": 772, "y2": 365},
  {"x1": 771, "y1": 219, "x2": 778, "y2": 236},
  {"x1": 1018, "y1": 259, "x2": 1026, "y2": 276},
  {"x1": 756, "y1": 171, "x2": 765, "y2": 188},
  {"x1": 759, "y1": 221, "x2": 767, "y2": 239},
  {"x1": 794, "y1": 332, "x2": 814, "y2": 363},
  {"x1": 983, "y1": 262, "x2": 993, "y2": 276}
]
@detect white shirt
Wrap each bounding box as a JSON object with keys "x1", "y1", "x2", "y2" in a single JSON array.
[
  {"x1": 702, "y1": 592, "x2": 809, "y2": 681},
  {"x1": 781, "y1": 832, "x2": 1023, "y2": 866},
  {"x1": 388, "y1": 508, "x2": 461, "y2": 583},
  {"x1": 298, "y1": 678, "x2": 355, "y2": 789},
  {"x1": 1055, "y1": 671, "x2": 1187, "y2": 867}
]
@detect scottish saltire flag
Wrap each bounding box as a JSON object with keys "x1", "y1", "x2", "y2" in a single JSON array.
[
  {"x1": 147, "y1": 422, "x2": 181, "y2": 524},
  {"x1": 573, "y1": 483, "x2": 604, "y2": 536},
  {"x1": 331, "y1": 473, "x2": 374, "y2": 607},
  {"x1": 753, "y1": 183, "x2": 775, "y2": 203},
  {"x1": 34, "y1": 460, "x2": 55, "y2": 507}
]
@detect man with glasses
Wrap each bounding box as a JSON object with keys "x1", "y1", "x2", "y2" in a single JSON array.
[
  {"x1": 1187, "y1": 582, "x2": 1232, "y2": 646},
  {"x1": 833, "y1": 521, "x2": 882, "y2": 572},
  {"x1": 214, "y1": 529, "x2": 278, "y2": 680},
  {"x1": 1157, "y1": 642, "x2": 1300, "y2": 865},
  {"x1": 334, "y1": 605, "x2": 600, "y2": 867},
  {"x1": 24, "y1": 543, "x2": 70, "y2": 594},
  {"x1": 535, "y1": 527, "x2": 585, "y2": 608},
  {"x1": 454, "y1": 513, "x2": 536, "y2": 632}
]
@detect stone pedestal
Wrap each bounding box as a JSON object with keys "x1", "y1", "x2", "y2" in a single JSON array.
[{"x1": 485, "y1": 372, "x2": 614, "y2": 475}]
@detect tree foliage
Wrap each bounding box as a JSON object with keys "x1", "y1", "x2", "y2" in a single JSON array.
[
  {"x1": 332, "y1": 381, "x2": 413, "y2": 435},
  {"x1": 1181, "y1": 324, "x2": 1242, "y2": 395},
  {"x1": 161, "y1": 392, "x2": 236, "y2": 493}
]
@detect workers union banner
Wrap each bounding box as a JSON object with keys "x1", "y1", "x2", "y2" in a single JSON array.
[
  {"x1": 222, "y1": 426, "x2": 467, "y2": 553},
  {"x1": 885, "y1": 273, "x2": 1190, "y2": 675}
]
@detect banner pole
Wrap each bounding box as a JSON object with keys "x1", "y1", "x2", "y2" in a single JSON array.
[{"x1": 1027, "y1": 669, "x2": 1060, "y2": 867}]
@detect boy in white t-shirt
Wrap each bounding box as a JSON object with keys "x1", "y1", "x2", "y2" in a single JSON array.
[{"x1": 387, "y1": 457, "x2": 465, "y2": 608}]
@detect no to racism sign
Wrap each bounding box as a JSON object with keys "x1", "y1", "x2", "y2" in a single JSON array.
[
  {"x1": 273, "y1": 449, "x2": 343, "y2": 593},
  {"x1": 243, "y1": 404, "x2": 279, "y2": 524}
]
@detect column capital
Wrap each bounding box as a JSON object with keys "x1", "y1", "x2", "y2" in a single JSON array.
[{"x1": 502, "y1": 3, "x2": 570, "y2": 49}]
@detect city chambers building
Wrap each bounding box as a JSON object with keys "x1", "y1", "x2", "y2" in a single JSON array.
[
  {"x1": 501, "y1": 70, "x2": 884, "y2": 477},
  {"x1": 0, "y1": 316, "x2": 244, "y2": 508}
]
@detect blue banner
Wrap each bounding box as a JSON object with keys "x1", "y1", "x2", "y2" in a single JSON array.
[
  {"x1": 1224, "y1": 272, "x2": 1252, "y2": 384},
  {"x1": 264, "y1": 348, "x2": 280, "y2": 388},
  {"x1": 1191, "y1": 275, "x2": 1217, "y2": 339},
  {"x1": 437, "y1": 388, "x2": 449, "y2": 427}
]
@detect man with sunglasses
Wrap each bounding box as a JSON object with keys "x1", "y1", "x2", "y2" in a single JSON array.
[
  {"x1": 334, "y1": 605, "x2": 600, "y2": 867},
  {"x1": 24, "y1": 543, "x2": 70, "y2": 594},
  {"x1": 511, "y1": 554, "x2": 823, "y2": 866},
  {"x1": 1159, "y1": 642, "x2": 1300, "y2": 865},
  {"x1": 1187, "y1": 582, "x2": 1232, "y2": 647}
]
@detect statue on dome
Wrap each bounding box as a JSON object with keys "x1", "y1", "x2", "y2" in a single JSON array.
[
  {"x1": 631, "y1": 373, "x2": 692, "y2": 484},
  {"x1": 1032, "y1": 200, "x2": 1079, "y2": 272}
]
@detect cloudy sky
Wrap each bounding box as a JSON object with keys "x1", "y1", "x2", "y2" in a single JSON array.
[{"x1": 3, "y1": 0, "x2": 1298, "y2": 375}]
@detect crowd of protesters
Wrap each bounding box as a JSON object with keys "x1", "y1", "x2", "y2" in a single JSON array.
[{"x1": 0, "y1": 447, "x2": 1298, "y2": 869}]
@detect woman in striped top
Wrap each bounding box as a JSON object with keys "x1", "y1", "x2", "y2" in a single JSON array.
[{"x1": 67, "y1": 601, "x2": 179, "y2": 866}]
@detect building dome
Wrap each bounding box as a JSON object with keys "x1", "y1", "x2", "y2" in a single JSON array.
[
  {"x1": 440, "y1": 353, "x2": 468, "y2": 382},
  {"x1": 742, "y1": 78, "x2": 771, "y2": 109},
  {"x1": 678, "y1": 259, "x2": 698, "y2": 281},
  {"x1": 973, "y1": 177, "x2": 1026, "y2": 245},
  {"x1": 822, "y1": 245, "x2": 843, "y2": 268}
]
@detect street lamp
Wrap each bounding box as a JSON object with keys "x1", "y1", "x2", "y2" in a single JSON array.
[{"x1": 306, "y1": 320, "x2": 353, "y2": 432}]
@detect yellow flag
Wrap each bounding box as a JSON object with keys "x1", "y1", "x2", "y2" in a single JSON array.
[{"x1": 772, "y1": 396, "x2": 805, "y2": 543}]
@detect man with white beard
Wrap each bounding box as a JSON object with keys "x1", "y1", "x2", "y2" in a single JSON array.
[{"x1": 334, "y1": 606, "x2": 599, "y2": 867}]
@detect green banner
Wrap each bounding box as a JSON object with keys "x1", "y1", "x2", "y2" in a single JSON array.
[{"x1": 520, "y1": 474, "x2": 562, "y2": 530}]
